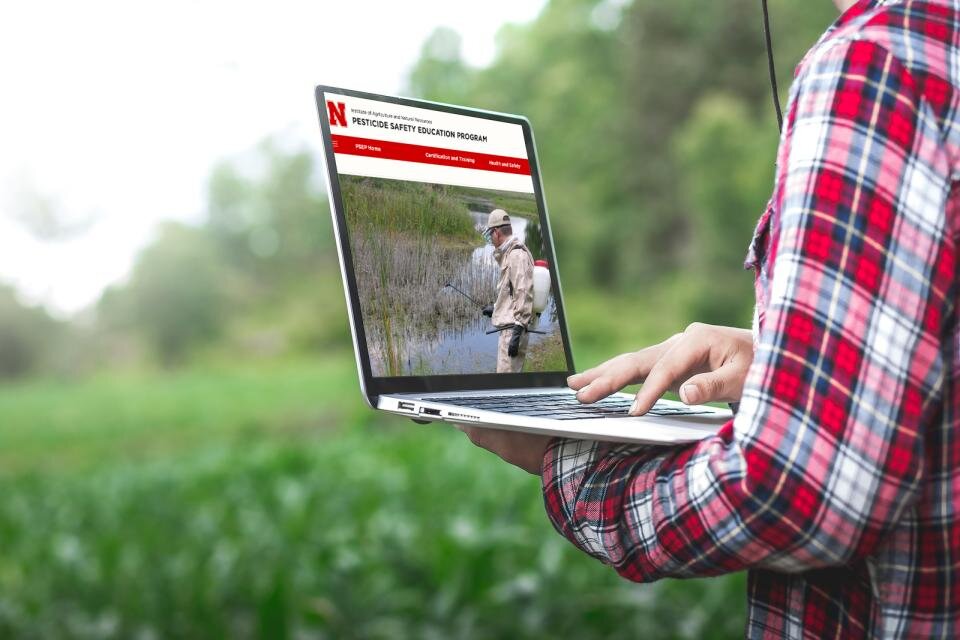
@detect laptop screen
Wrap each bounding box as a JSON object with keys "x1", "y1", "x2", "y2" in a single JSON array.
[{"x1": 321, "y1": 90, "x2": 571, "y2": 378}]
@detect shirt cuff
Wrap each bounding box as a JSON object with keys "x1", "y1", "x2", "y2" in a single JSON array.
[
  {"x1": 542, "y1": 437, "x2": 598, "y2": 545},
  {"x1": 540, "y1": 437, "x2": 663, "y2": 554}
]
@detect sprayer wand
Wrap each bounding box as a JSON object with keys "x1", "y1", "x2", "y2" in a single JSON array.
[
  {"x1": 486, "y1": 324, "x2": 546, "y2": 335},
  {"x1": 443, "y1": 282, "x2": 486, "y2": 309}
]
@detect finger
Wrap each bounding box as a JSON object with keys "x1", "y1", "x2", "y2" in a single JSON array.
[
  {"x1": 567, "y1": 358, "x2": 616, "y2": 390},
  {"x1": 566, "y1": 353, "x2": 628, "y2": 392},
  {"x1": 679, "y1": 363, "x2": 745, "y2": 405},
  {"x1": 630, "y1": 338, "x2": 707, "y2": 415},
  {"x1": 575, "y1": 351, "x2": 662, "y2": 404},
  {"x1": 567, "y1": 334, "x2": 680, "y2": 391}
]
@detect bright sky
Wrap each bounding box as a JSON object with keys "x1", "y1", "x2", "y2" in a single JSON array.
[{"x1": 0, "y1": 0, "x2": 547, "y2": 317}]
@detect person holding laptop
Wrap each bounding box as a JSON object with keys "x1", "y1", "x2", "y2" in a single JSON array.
[{"x1": 460, "y1": 0, "x2": 960, "y2": 636}]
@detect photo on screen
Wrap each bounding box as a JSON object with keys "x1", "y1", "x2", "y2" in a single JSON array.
[{"x1": 340, "y1": 175, "x2": 564, "y2": 376}]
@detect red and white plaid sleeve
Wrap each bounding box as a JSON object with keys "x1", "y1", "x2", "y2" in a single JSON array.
[{"x1": 542, "y1": 37, "x2": 954, "y2": 582}]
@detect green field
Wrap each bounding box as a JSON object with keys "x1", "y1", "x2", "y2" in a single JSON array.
[{"x1": 0, "y1": 353, "x2": 745, "y2": 639}]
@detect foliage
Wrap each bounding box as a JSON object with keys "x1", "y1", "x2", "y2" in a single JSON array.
[
  {"x1": 406, "y1": 28, "x2": 475, "y2": 107},
  {"x1": 7, "y1": 171, "x2": 98, "y2": 242},
  {"x1": 0, "y1": 358, "x2": 745, "y2": 639},
  {"x1": 341, "y1": 176, "x2": 477, "y2": 244},
  {"x1": 408, "y1": 0, "x2": 838, "y2": 325},
  {"x1": 0, "y1": 285, "x2": 64, "y2": 379},
  {"x1": 523, "y1": 331, "x2": 567, "y2": 372},
  {"x1": 448, "y1": 185, "x2": 540, "y2": 219},
  {"x1": 207, "y1": 141, "x2": 330, "y2": 278},
  {"x1": 98, "y1": 223, "x2": 227, "y2": 366},
  {"x1": 204, "y1": 142, "x2": 347, "y2": 361},
  {"x1": 671, "y1": 93, "x2": 779, "y2": 326},
  {"x1": 91, "y1": 140, "x2": 338, "y2": 368}
]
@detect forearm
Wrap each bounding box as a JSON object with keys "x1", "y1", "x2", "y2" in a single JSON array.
[
  {"x1": 541, "y1": 422, "x2": 856, "y2": 582},
  {"x1": 542, "y1": 427, "x2": 758, "y2": 582},
  {"x1": 543, "y1": 365, "x2": 930, "y2": 582},
  {"x1": 541, "y1": 438, "x2": 679, "y2": 580}
]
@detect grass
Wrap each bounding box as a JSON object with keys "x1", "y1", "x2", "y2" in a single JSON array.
[
  {"x1": 523, "y1": 330, "x2": 567, "y2": 373},
  {"x1": 341, "y1": 175, "x2": 493, "y2": 376},
  {"x1": 349, "y1": 229, "x2": 498, "y2": 376},
  {"x1": 0, "y1": 345, "x2": 747, "y2": 638},
  {"x1": 340, "y1": 176, "x2": 477, "y2": 246},
  {"x1": 445, "y1": 184, "x2": 539, "y2": 218},
  {"x1": 0, "y1": 359, "x2": 356, "y2": 476}
]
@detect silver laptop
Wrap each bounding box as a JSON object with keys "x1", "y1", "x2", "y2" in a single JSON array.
[{"x1": 315, "y1": 85, "x2": 731, "y2": 444}]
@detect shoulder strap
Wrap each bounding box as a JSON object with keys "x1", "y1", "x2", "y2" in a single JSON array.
[{"x1": 505, "y1": 242, "x2": 531, "y2": 298}]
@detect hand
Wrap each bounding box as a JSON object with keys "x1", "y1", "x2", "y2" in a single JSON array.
[
  {"x1": 567, "y1": 323, "x2": 754, "y2": 416},
  {"x1": 456, "y1": 425, "x2": 553, "y2": 476},
  {"x1": 508, "y1": 325, "x2": 524, "y2": 357},
  {"x1": 482, "y1": 304, "x2": 493, "y2": 318}
]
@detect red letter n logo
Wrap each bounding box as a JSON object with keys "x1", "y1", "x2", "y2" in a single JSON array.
[{"x1": 327, "y1": 101, "x2": 347, "y2": 127}]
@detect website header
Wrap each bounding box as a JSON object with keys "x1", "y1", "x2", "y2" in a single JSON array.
[{"x1": 324, "y1": 92, "x2": 534, "y2": 193}]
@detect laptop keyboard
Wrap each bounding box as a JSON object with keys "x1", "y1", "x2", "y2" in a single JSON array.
[{"x1": 420, "y1": 392, "x2": 715, "y2": 420}]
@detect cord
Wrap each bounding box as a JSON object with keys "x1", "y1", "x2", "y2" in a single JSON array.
[{"x1": 761, "y1": 0, "x2": 784, "y2": 132}]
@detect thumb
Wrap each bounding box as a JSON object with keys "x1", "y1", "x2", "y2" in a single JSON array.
[{"x1": 679, "y1": 366, "x2": 739, "y2": 405}]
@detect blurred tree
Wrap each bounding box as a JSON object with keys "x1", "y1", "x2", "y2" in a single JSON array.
[
  {"x1": 407, "y1": 28, "x2": 475, "y2": 105},
  {"x1": 6, "y1": 171, "x2": 98, "y2": 242},
  {"x1": 207, "y1": 141, "x2": 329, "y2": 290},
  {"x1": 93, "y1": 140, "x2": 343, "y2": 368},
  {"x1": 619, "y1": 0, "x2": 767, "y2": 283},
  {"x1": 410, "y1": 0, "x2": 633, "y2": 288},
  {"x1": 204, "y1": 141, "x2": 347, "y2": 358},
  {"x1": 0, "y1": 284, "x2": 63, "y2": 379},
  {"x1": 100, "y1": 223, "x2": 226, "y2": 366},
  {"x1": 672, "y1": 93, "x2": 779, "y2": 325},
  {"x1": 407, "y1": 0, "x2": 837, "y2": 304}
]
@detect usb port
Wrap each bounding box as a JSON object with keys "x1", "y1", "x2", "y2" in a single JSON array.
[
  {"x1": 398, "y1": 401, "x2": 415, "y2": 411},
  {"x1": 420, "y1": 407, "x2": 441, "y2": 416}
]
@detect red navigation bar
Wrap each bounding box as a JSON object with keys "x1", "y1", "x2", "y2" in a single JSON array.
[{"x1": 331, "y1": 134, "x2": 530, "y2": 175}]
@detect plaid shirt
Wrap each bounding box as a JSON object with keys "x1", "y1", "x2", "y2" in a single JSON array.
[{"x1": 542, "y1": 1, "x2": 960, "y2": 637}]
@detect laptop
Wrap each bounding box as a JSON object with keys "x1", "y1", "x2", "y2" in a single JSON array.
[{"x1": 315, "y1": 85, "x2": 731, "y2": 444}]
